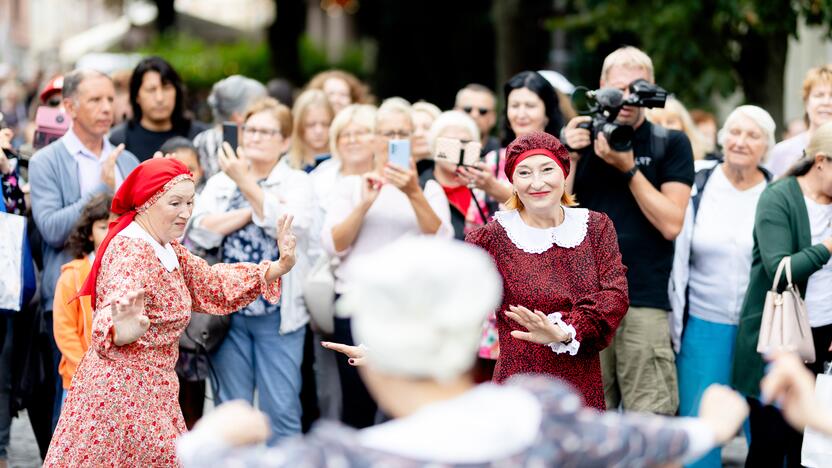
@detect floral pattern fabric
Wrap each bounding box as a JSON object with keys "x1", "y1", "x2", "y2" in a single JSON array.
[
  {"x1": 221, "y1": 186, "x2": 280, "y2": 317},
  {"x1": 1, "y1": 165, "x2": 26, "y2": 215},
  {"x1": 43, "y1": 235, "x2": 280, "y2": 467}
]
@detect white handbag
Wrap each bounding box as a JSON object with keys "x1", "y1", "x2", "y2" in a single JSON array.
[
  {"x1": 303, "y1": 254, "x2": 338, "y2": 335},
  {"x1": 802, "y1": 363, "x2": 832, "y2": 467}
]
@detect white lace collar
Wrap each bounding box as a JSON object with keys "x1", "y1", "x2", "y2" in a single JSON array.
[
  {"x1": 495, "y1": 207, "x2": 589, "y2": 253},
  {"x1": 117, "y1": 222, "x2": 180, "y2": 272}
]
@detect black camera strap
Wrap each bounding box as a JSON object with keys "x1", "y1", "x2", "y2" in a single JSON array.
[{"x1": 468, "y1": 187, "x2": 488, "y2": 224}]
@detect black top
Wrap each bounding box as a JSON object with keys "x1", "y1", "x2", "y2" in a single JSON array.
[
  {"x1": 482, "y1": 135, "x2": 500, "y2": 158},
  {"x1": 109, "y1": 120, "x2": 209, "y2": 162},
  {"x1": 572, "y1": 120, "x2": 694, "y2": 310}
]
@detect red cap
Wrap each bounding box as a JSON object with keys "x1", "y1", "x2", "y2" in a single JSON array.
[
  {"x1": 39, "y1": 76, "x2": 64, "y2": 104},
  {"x1": 504, "y1": 132, "x2": 571, "y2": 183}
]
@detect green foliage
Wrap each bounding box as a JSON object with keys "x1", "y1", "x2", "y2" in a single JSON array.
[
  {"x1": 137, "y1": 33, "x2": 272, "y2": 90},
  {"x1": 552, "y1": 0, "x2": 832, "y2": 112},
  {"x1": 297, "y1": 34, "x2": 367, "y2": 81}
]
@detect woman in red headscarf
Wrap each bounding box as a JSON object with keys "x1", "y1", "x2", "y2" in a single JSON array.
[
  {"x1": 43, "y1": 158, "x2": 297, "y2": 467},
  {"x1": 465, "y1": 132, "x2": 628, "y2": 410}
]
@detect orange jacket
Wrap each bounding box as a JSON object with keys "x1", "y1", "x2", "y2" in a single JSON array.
[{"x1": 53, "y1": 256, "x2": 93, "y2": 390}]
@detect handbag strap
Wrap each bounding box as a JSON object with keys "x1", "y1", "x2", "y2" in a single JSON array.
[{"x1": 771, "y1": 257, "x2": 793, "y2": 292}]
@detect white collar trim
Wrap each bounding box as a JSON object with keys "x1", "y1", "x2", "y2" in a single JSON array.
[
  {"x1": 117, "y1": 222, "x2": 180, "y2": 272},
  {"x1": 357, "y1": 384, "x2": 541, "y2": 463},
  {"x1": 495, "y1": 207, "x2": 589, "y2": 253}
]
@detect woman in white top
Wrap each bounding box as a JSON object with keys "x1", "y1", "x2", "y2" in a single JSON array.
[
  {"x1": 671, "y1": 105, "x2": 775, "y2": 467},
  {"x1": 188, "y1": 98, "x2": 314, "y2": 443},
  {"x1": 321, "y1": 98, "x2": 453, "y2": 428}
]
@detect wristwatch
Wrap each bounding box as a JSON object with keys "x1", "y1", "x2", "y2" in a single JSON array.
[{"x1": 623, "y1": 165, "x2": 639, "y2": 182}]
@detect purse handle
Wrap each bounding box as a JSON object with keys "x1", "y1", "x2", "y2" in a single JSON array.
[{"x1": 770, "y1": 256, "x2": 794, "y2": 292}]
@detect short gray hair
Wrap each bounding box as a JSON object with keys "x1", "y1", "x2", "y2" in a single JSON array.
[
  {"x1": 207, "y1": 75, "x2": 267, "y2": 123},
  {"x1": 427, "y1": 111, "x2": 480, "y2": 155},
  {"x1": 718, "y1": 105, "x2": 777, "y2": 162},
  {"x1": 62, "y1": 69, "x2": 111, "y2": 101}
]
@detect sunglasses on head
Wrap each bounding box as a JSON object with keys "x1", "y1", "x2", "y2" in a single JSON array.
[{"x1": 463, "y1": 106, "x2": 491, "y2": 116}]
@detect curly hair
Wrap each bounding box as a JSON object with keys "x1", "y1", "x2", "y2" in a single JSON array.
[
  {"x1": 305, "y1": 70, "x2": 375, "y2": 106},
  {"x1": 65, "y1": 194, "x2": 113, "y2": 259}
]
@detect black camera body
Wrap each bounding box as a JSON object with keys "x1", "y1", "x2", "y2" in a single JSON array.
[{"x1": 575, "y1": 79, "x2": 668, "y2": 152}]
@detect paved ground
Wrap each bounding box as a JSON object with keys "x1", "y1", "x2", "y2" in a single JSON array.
[{"x1": 8, "y1": 411, "x2": 41, "y2": 468}]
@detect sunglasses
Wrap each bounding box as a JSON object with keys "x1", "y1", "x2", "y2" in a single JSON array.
[{"x1": 463, "y1": 106, "x2": 491, "y2": 116}]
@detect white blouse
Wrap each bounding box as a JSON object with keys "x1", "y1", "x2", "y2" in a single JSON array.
[
  {"x1": 321, "y1": 176, "x2": 454, "y2": 298},
  {"x1": 804, "y1": 195, "x2": 832, "y2": 327}
]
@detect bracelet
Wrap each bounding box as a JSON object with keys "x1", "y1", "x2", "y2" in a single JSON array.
[{"x1": 623, "y1": 165, "x2": 639, "y2": 182}]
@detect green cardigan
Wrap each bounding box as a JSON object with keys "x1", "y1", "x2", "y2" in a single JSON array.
[{"x1": 732, "y1": 176, "x2": 831, "y2": 397}]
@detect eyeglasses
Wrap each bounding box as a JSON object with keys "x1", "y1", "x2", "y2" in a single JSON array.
[
  {"x1": 463, "y1": 106, "x2": 492, "y2": 116},
  {"x1": 242, "y1": 126, "x2": 280, "y2": 138},
  {"x1": 338, "y1": 129, "x2": 372, "y2": 142},
  {"x1": 378, "y1": 130, "x2": 412, "y2": 139}
]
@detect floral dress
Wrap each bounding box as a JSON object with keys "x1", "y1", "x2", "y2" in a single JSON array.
[{"x1": 43, "y1": 233, "x2": 281, "y2": 467}]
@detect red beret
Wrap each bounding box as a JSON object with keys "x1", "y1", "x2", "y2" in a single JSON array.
[{"x1": 504, "y1": 132, "x2": 570, "y2": 183}]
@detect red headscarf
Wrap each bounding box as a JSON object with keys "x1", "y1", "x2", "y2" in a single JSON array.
[
  {"x1": 76, "y1": 158, "x2": 193, "y2": 307},
  {"x1": 504, "y1": 131, "x2": 571, "y2": 183}
]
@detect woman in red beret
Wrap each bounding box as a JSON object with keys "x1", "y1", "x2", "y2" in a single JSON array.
[
  {"x1": 43, "y1": 158, "x2": 297, "y2": 467},
  {"x1": 465, "y1": 131, "x2": 628, "y2": 410}
]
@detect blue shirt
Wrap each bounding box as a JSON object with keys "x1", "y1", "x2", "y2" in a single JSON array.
[{"x1": 221, "y1": 185, "x2": 280, "y2": 317}]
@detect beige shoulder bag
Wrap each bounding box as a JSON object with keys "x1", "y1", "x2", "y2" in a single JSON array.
[{"x1": 757, "y1": 256, "x2": 816, "y2": 363}]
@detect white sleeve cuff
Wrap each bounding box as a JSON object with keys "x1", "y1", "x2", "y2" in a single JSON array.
[
  {"x1": 546, "y1": 312, "x2": 580, "y2": 356},
  {"x1": 674, "y1": 418, "x2": 717, "y2": 465},
  {"x1": 176, "y1": 428, "x2": 231, "y2": 467}
]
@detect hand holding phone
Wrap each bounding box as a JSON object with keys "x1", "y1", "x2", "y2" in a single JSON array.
[
  {"x1": 434, "y1": 137, "x2": 482, "y2": 167},
  {"x1": 222, "y1": 122, "x2": 239, "y2": 150},
  {"x1": 388, "y1": 139, "x2": 411, "y2": 168}
]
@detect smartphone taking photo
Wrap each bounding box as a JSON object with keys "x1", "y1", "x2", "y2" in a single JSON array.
[
  {"x1": 434, "y1": 137, "x2": 482, "y2": 167},
  {"x1": 388, "y1": 139, "x2": 411, "y2": 169},
  {"x1": 222, "y1": 122, "x2": 239, "y2": 150}
]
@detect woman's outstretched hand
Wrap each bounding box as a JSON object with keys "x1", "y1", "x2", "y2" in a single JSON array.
[
  {"x1": 321, "y1": 341, "x2": 366, "y2": 366},
  {"x1": 112, "y1": 289, "x2": 150, "y2": 346},
  {"x1": 505, "y1": 305, "x2": 570, "y2": 345}
]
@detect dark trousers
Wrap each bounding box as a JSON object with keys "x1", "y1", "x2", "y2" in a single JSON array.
[
  {"x1": 299, "y1": 323, "x2": 320, "y2": 432},
  {"x1": 332, "y1": 316, "x2": 377, "y2": 429},
  {"x1": 745, "y1": 322, "x2": 832, "y2": 467}
]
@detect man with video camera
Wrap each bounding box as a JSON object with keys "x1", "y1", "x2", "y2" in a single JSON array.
[{"x1": 563, "y1": 46, "x2": 694, "y2": 415}]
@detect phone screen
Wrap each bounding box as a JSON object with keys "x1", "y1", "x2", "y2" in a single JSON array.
[
  {"x1": 388, "y1": 139, "x2": 411, "y2": 168},
  {"x1": 222, "y1": 122, "x2": 239, "y2": 149}
]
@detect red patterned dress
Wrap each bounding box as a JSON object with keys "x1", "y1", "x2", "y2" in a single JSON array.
[
  {"x1": 44, "y1": 231, "x2": 281, "y2": 467},
  {"x1": 465, "y1": 207, "x2": 628, "y2": 410}
]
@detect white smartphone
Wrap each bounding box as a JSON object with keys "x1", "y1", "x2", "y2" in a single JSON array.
[
  {"x1": 388, "y1": 139, "x2": 411, "y2": 168},
  {"x1": 434, "y1": 137, "x2": 482, "y2": 167}
]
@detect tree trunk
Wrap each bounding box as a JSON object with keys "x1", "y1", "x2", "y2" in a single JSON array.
[
  {"x1": 268, "y1": 0, "x2": 307, "y2": 85},
  {"x1": 493, "y1": 0, "x2": 553, "y2": 92},
  {"x1": 736, "y1": 29, "x2": 789, "y2": 128},
  {"x1": 154, "y1": 0, "x2": 176, "y2": 33}
]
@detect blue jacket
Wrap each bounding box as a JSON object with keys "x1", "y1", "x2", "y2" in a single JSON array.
[{"x1": 28, "y1": 137, "x2": 139, "y2": 310}]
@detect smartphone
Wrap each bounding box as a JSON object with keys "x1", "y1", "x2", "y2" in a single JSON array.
[
  {"x1": 33, "y1": 106, "x2": 71, "y2": 150},
  {"x1": 434, "y1": 137, "x2": 482, "y2": 167},
  {"x1": 388, "y1": 139, "x2": 411, "y2": 169},
  {"x1": 222, "y1": 122, "x2": 239, "y2": 149}
]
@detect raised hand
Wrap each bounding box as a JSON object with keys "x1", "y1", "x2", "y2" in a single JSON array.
[
  {"x1": 761, "y1": 352, "x2": 831, "y2": 433},
  {"x1": 321, "y1": 341, "x2": 367, "y2": 366},
  {"x1": 218, "y1": 142, "x2": 251, "y2": 185},
  {"x1": 505, "y1": 305, "x2": 569, "y2": 345},
  {"x1": 361, "y1": 173, "x2": 383, "y2": 206},
  {"x1": 698, "y1": 385, "x2": 749, "y2": 444},
  {"x1": 111, "y1": 289, "x2": 150, "y2": 346},
  {"x1": 192, "y1": 400, "x2": 270, "y2": 446},
  {"x1": 276, "y1": 214, "x2": 296, "y2": 273},
  {"x1": 101, "y1": 143, "x2": 125, "y2": 190}
]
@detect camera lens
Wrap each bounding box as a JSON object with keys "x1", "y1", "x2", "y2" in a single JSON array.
[{"x1": 56, "y1": 115, "x2": 65, "y2": 124}]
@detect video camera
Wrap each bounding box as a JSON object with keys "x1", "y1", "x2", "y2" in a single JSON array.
[{"x1": 573, "y1": 79, "x2": 667, "y2": 152}]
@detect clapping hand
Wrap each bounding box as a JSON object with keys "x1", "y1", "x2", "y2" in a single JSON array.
[
  {"x1": 505, "y1": 305, "x2": 569, "y2": 345},
  {"x1": 101, "y1": 144, "x2": 125, "y2": 190},
  {"x1": 111, "y1": 289, "x2": 150, "y2": 346},
  {"x1": 321, "y1": 341, "x2": 367, "y2": 366}
]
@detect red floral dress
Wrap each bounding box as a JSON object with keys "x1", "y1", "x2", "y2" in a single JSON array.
[
  {"x1": 43, "y1": 235, "x2": 281, "y2": 467},
  {"x1": 466, "y1": 208, "x2": 629, "y2": 410}
]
